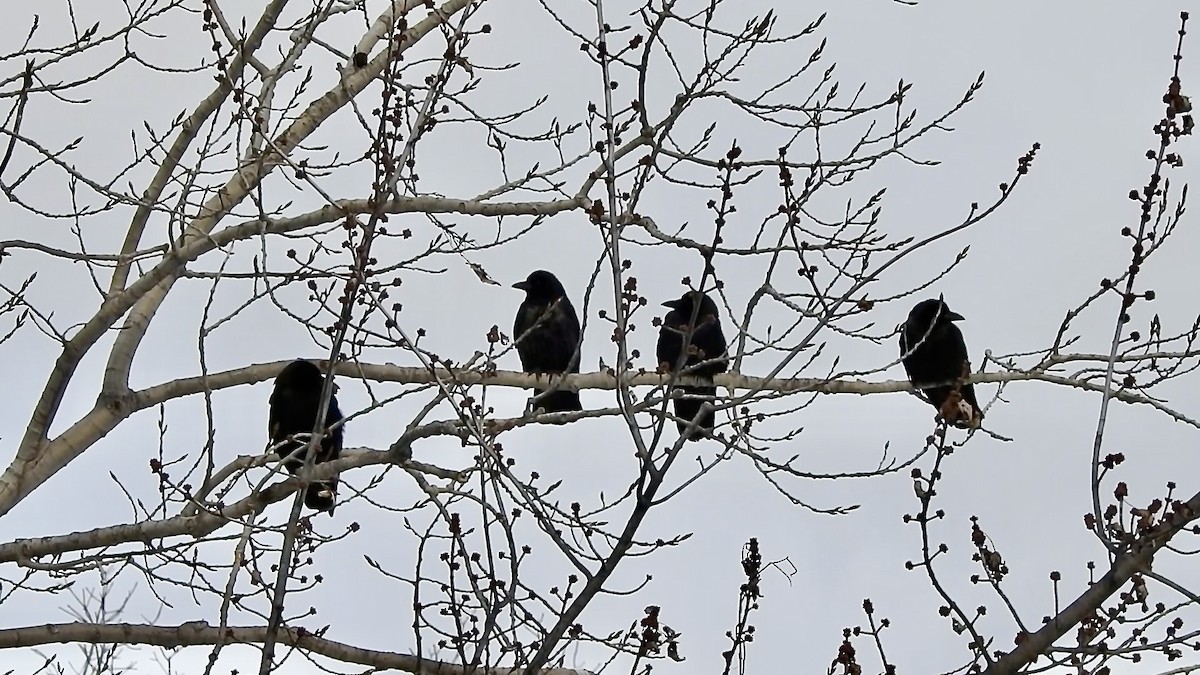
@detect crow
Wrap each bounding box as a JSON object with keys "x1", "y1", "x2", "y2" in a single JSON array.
[
  {"x1": 268, "y1": 359, "x2": 345, "y2": 514},
  {"x1": 899, "y1": 297, "x2": 983, "y2": 428},
  {"x1": 512, "y1": 270, "x2": 583, "y2": 413},
  {"x1": 657, "y1": 290, "x2": 728, "y2": 441}
]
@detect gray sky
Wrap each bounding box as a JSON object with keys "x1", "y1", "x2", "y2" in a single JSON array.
[{"x1": 1, "y1": 1, "x2": 1198, "y2": 673}]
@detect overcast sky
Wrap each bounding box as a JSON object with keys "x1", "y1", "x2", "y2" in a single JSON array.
[{"x1": 1, "y1": 1, "x2": 1199, "y2": 674}]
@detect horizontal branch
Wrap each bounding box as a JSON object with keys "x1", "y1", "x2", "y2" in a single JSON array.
[
  {"x1": 134, "y1": 362, "x2": 1198, "y2": 427},
  {"x1": 0, "y1": 194, "x2": 584, "y2": 267},
  {"x1": 242, "y1": 193, "x2": 587, "y2": 231},
  {"x1": 0, "y1": 193, "x2": 586, "y2": 513},
  {"x1": 6, "y1": 360, "x2": 1192, "y2": 557},
  {"x1": 0, "y1": 621, "x2": 593, "y2": 675}
]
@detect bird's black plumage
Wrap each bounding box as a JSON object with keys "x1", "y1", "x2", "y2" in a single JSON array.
[
  {"x1": 899, "y1": 297, "x2": 982, "y2": 428},
  {"x1": 512, "y1": 270, "x2": 583, "y2": 413},
  {"x1": 268, "y1": 360, "x2": 345, "y2": 513},
  {"x1": 657, "y1": 290, "x2": 728, "y2": 441}
]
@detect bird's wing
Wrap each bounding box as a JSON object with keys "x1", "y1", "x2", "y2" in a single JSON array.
[
  {"x1": 552, "y1": 299, "x2": 583, "y2": 372},
  {"x1": 656, "y1": 312, "x2": 684, "y2": 368},
  {"x1": 324, "y1": 397, "x2": 343, "y2": 427},
  {"x1": 945, "y1": 323, "x2": 971, "y2": 368},
  {"x1": 559, "y1": 296, "x2": 581, "y2": 335},
  {"x1": 514, "y1": 300, "x2": 581, "y2": 373},
  {"x1": 322, "y1": 403, "x2": 344, "y2": 462},
  {"x1": 513, "y1": 303, "x2": 532, "y2": 342},
  {"x1": 513, "y1": 302, "x2": 540, "y2": 370},
  {"x1": 267, "y1": 387, "x2": 288, "y2": 441},
  {"x1": 696, "y1": 317, "x2": 728, "y2": 353},
  {"x1": 898, "y1": 327, "x2": 919, "y2": 381},
  {"x1": 692, "y1": 319, "x2": 728, "y2": 373}
]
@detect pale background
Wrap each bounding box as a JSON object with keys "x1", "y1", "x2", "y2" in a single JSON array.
[{"x1": 1, "y1": 1, "x2": 1197, "y2": 673}]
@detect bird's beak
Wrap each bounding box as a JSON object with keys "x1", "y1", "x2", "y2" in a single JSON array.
[
  {"x1": 512, "y1": 281, "x2": 529, "y2": 291},
  {"x1": 661, "y1": 300, "x2": 679, "y2": 309},
  {"x1": 946, "y1": 311, "x2": 965, "y2": 322}
]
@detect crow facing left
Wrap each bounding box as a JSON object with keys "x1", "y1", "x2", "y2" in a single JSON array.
[
  {"x1": 512, "y1": 270, "x2": 584, "y2": 414},
  {"x1": 657, "y1": 290, "x2": 728, "y2": 441},
  {"x1": 268, "y1": 359, "x2": 345, "y2": 514}
]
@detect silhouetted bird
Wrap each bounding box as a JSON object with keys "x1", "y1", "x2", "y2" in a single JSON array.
[
  {"x1": 899, "y1": 297, "x2": 982, "y2": 428},
  {"x1": 512, "y1": 270, "x2": 583, "y2": 413},
  {"x1": 657, "y1": 290, "x2": 728, "y2": 441},
  {"x1": 268, "y1": 360, "x2": 345, "y2": 513}
]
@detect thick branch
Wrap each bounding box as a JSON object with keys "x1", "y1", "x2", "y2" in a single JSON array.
[
  {"x1": 0, "y1": 0, "x2": 484, "y2": 515},
  {"x1": 105, "y1": 0, "x2": 291, "y2": 297},
  {"x1": 6, "y1": 351, "x2": 1192, "y2": 520},
  {"x1": 135, "y1": 362, "x2": 1195, "y2": 425},
  {"x1": 3, "y1": 0, "x2": 472, "y2": 481},
  {"x1": 216, "y1": 193, "x2": 586, "y2": 239},
  {"x1": 0, "y1": 621, "x2": 593, "y2": 675},
  {"x1": 983, "y1": 491, "x2": 1200, "y2": 675},
  {"x1": 99, "y1": 0, "x2": 481, "y2": 403}
]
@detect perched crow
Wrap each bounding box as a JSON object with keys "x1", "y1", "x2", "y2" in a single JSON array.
[
  {"x1": 899, "y1": 297, "x2": 983, "y2": 428},
  {"x1": 657, "y1": 290, "x2": 728, "y2": 441},
  {"x1": 268, "y1": 360, "x2": 345, "y2": 513},
  {"x1": 512, "y1": 270, "x2": 583, "y2": 413}
]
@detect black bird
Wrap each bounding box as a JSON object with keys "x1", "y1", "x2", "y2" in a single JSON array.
[
  {"x1": 657, "y1": 290, "x2": 728, "y2": 441},
  {"x1": 899, "y1": 297, "x2": 982, "y2": 428},
  {"x1": 268, "y1": 360, "x2": 345, "y2": 513},
  {"x1": 512, "y1": 270, "x2": 583, "y2": 413}
]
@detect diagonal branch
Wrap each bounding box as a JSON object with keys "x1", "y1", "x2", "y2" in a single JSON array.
[
  {"x1": 105, "y1": 0, "x2": 291, "y2": 297},
  {"x1": 0, "y1": 0, "x2": 483, "y2": 517},
  {"x1": 983, "y1": 490, "x2": 1200, "y2": 675}
]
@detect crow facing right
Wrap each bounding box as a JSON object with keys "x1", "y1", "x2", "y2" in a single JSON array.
[
  {"x1": 899, "y1": 297, "x2": 982, "y2": 428},
  {"x1": 268, "y1": 359, "x2": 345, "y2": 514},
  {"x1": 657, "y1": 290, "x2": 728, "y2": 441},
  {"x1": 512, "y1": 270, "x2": 583, "y2": 413}
]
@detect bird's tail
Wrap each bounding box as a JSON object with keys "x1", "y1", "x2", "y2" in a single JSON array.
[
  {"x1": 673, "y1": 385, "x2": 717, "y2": 441},
  {"x1": 532, "y1": 388, "x2": 582, "y2": 414},
  {"x1": 279, "y1": 444, "x2": 338, "y2": 514},
  {"x1": 304, "y1": 479, "x2": 338, "y2": 514}
]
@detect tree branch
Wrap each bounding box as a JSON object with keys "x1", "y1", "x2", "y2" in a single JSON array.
[
  {"x1": 0, "y1": 621, "x2": 594, "y2": 675},
  {"x1": 0, "y1": 0, "x2": 484, "y2": 516},
  {"x1": 0, "y1": 451, "x2": 458, "y2": 565},
  {"x1": 983, "y1": 490, "x2": 1200, "y2": 675},
  {"x1": 133, "y1": 361, "x2": 1198, "y2": 426}
]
